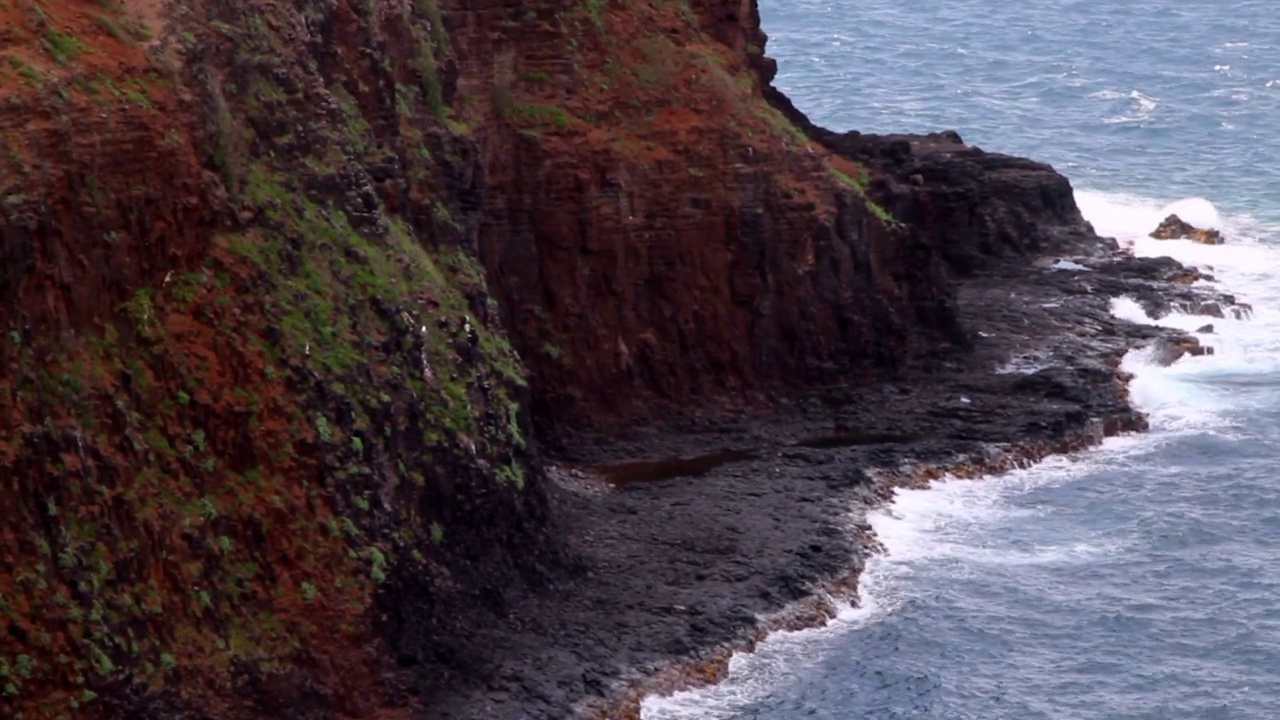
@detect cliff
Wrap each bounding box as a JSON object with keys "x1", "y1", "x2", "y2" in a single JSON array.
[
  {"x1": 0, "y1": 0, "x2": 1170, "y2": 718},
  {"x1": 458, "y1": 0, "x2": 971, "y2": 423},
  {"x1": 2, "y1": 1, "x2": 550, "y2": 716}
]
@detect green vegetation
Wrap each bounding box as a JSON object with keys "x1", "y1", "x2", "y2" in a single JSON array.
[
  {"x1": 119, "y1": 288, "x2": 156, "y2": 337},
  {"x1": 95, "y1": 13, "x2": 152, "y2": 42},
  {"x1": 0, "y1": 1, "x2": 536, "y2": 715},
  {"x1": 6, "y1": 56, "x2": 41, "y2": 85},
  {"x1": 831, "y1": 166, "x2": 868, "y2": 192},
  {"x1": 832, "y1": 166, "x2": 900, "y2": 225},
  {"x1": 505, "y1": 102, "x2": 573, "y2": 129},
  {"x1": 412, "y1": 0, "x2": 448, "y2": 116},
  {"x1": 865, "y1": 199, "x2": 898, "y2": 225},
  {"x1": 41, "y1": 29, "x2": 84, "y2": 65},
  {"x1": 634, "y1": 35, "x2": 680, "y2": 88},
  {"x1": 585, "y1": 0, "x2": 608, "y2": 28},
  {"x1": 753, "y1": 102, "x2": 810, "y2": 147}
]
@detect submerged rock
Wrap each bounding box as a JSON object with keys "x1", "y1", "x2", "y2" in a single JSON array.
[
  {"x1": 1150, "y1": 214, "x2": 1224, "y2": 245},
  {"x1": 1149, "y1": 335, "x2": 1215, "y2": 366}
]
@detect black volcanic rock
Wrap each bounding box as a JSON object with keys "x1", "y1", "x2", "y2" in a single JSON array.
[
  {"x1": 421, "y1": 74, "x2": 1254, "y2": 720},
  {"x1": 1151, "y1": 214, "x2": 1225, "y2": 244}
]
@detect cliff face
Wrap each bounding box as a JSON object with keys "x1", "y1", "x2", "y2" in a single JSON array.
[
  {"x1": 2, "y1": 1, "x2": 550, "y2": 717},
  {"x1": 455, "y1": 0, "x2": 965, "y2": 421},
  {"x1": 0, "y1": 0, "x2": 1083, "y2": 717}
]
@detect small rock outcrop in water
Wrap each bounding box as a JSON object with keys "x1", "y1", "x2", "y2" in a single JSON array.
[
  {"x1": 1150, "y1": 214, "x2": 1225, "y2": 244},
  {"x1": 1149, "y1": 335, "x2": 1216, "y2": 367}
]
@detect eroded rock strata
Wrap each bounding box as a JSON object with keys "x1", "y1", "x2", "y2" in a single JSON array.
[{"x1": 0, "y1": 1, "x2": 1241, "y2": 718}]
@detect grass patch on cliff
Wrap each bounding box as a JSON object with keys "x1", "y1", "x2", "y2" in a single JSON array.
[
  {"x1": 41, "y1": 29, "x2": 84, "y2": 65},
  {"x1": 503, "y1": 101, "x2": 573, "y2": 130},
  {"x1": 404, "y1": 0, "x2": 449, "y2": 118},
  {"x1": 4, "y1": 55, "x2": 42, "y2": 86},
  {"x1": 865, "y1": 198, "x2": 898, "y2": 225},
  {"x1": 0, "y1": 317, "x2": 372, "y2": 716},
  {"x1": 234, "y1": 161, "x2": 527, "y2": 464},
  {"x1": 752, "y1": 102, "x2": 809, "y2": 148},
  {"x1": 832, "y1": 166, "x2": 868, "y2": 192},
  {"x1": 414, "y1": 0, "x2": 448, "y2": 50},
  {"x1": 0, "y1": 2, "x2": 538, "y2": 714},
  {"x1": 832, "y1": 166, "x2": 899, "y2": 225},
  {"x1": 584, "y1": 0, "x2": 608, "y2": 28},
  {"x1": 634, "y1": 35, "x2": 680, "y2": 88},
  {"x1": 94, "y1": 13, "x2": 151, "y2": 43}
]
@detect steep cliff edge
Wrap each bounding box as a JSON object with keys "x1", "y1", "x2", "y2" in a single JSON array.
[
  {"x1": 2, "y1": 1, "x2": 552, "y2": 717},
  {"x1": 459, "y1": 0, "x2": 968, "y2": 423},
  {"x1": 0, "y1": 0, "x2": 1169, "y2": 718}
]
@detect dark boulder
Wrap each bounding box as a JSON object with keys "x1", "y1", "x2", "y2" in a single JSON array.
[{"x1": 1150, "y1": 214, "x2": 1224, "y2": 245}]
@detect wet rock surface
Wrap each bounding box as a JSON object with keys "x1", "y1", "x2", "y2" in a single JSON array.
[
  {"x1": 1151, "y1": 213, "x2": 1225, "y2": 244},
  {"x1": 417, "y1": 127, "x2": 1248, "y2": 719}
]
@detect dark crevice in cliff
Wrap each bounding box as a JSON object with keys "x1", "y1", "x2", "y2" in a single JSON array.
[
  {"x1": 590, "y1": 430, "x2": 923, "y2": 487},
  {"x1": 593, "y1": 448, "x2": 759, "y2": 486}
]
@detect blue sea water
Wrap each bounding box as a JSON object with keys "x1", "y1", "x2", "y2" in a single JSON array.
[{"x1": 644, "y1": 1, "x2": 1280, "y2": 718}]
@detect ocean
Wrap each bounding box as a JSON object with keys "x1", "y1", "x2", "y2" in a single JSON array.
[{"x1": 644, "y1": 1, "x2": 1280, "y2": 718}]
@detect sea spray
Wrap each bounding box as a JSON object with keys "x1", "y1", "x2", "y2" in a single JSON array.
[{"x1": 641, "y1": 189, "x2": 1276, "y2": 719}]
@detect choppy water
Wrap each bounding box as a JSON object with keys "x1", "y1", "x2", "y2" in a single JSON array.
[{"x1": 644, "y1": 1, "x2": 1280, "y2": 718}]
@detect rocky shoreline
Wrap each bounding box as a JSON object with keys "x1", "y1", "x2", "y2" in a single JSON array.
[
  {"x1": 420, "y1": 132, "x2": 1247, "y2": 720},
  {"x1": 3, "y1": 2, "x2": 1255, "y2": 717}
]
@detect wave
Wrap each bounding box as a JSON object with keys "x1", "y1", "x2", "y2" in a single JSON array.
[
  {"x1": 642, "y1": 191, "x2": 1278, "y2": 719},
  {"x1": 1084, "y1": 192, "x2": 1280, "y2": 431},
  {"x1": 640, "y1": 444, "x2": 1146, "y2": 719},
  {"x1": 1090, "y1": 89, "x2": 1160, "y2": 124}
]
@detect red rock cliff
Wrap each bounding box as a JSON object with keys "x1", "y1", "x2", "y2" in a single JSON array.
[
  {"x1": 2, "y1": 1, "x2": 550, "y2": 717},
  {"x1": 0, "y1": 0, "x2": 1044, "y2": 717},
  {"x1": 451, "y1": 0, "x2": 964, "y2": 421}
]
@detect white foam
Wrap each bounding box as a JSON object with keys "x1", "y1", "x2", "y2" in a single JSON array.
[
  {"x1": 641, "y1": 438, "x2": 1140, "y2": 719},
  {"x1": 641, "y1": 559, "x2": 890, "y2": 720},
  {"x1": 1082, "y1": 189, "x2": 1280, "y2": 429},
  {"x1": 1079, "y1": 190, "x2": 1280, "y2": 310},
  {"x1": 1094, "y1": 89, "x2": 1159, "y2": 124},
  {"x1": 1077, "y1": 191, "x2": 1223, "y2": 236},
  {"x1": 996, "y1": 357, "x2": 1049, "y2": 374},
  {"x1": 1052, "y1": 259, "x2": 1091, "y2": 271},
  {"x1": 868, "y1": 458, "x2": 1123, "y2": 566},
  {"x1": 642, "y1": 190, "x2": 1278, "y2": 719},
  {"x1": 1120, "y1": 343, "x2": 1237, "y2": 434}
]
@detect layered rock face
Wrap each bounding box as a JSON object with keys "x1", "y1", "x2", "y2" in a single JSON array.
[
  {"x1": 458, "y1": 0, "x2": 968, "y2": 422},
  {"x1": 2, "y1": 1, "x2": 551, "y2": 717},
  {"x1": 0, "y1": 0, "x2": 1111, "y2": 717}
]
